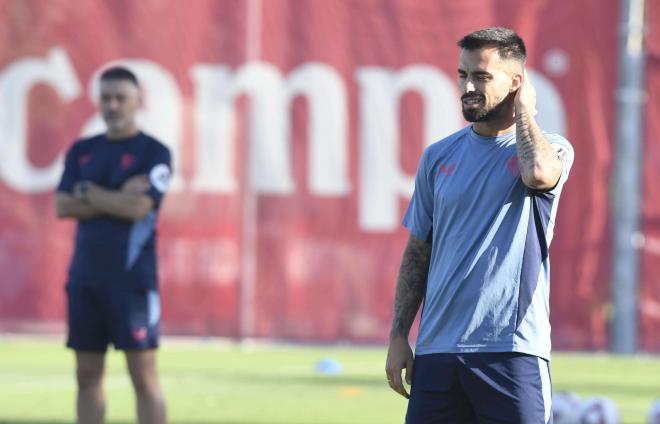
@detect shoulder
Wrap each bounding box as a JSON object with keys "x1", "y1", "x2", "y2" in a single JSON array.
[
  {"x1": 543, "y1": 132, "x2": 574, "y2": 161},
  {"x1": 140, "y1": 132, "x2": 168, "y2": 149},
  {"x1": 543, "y1": 132, "x2": 573, "y2": 150},
  {"x1": 68, "y1": 133, "x2": 105, "y2": 153},
  {"x1": 543, "y1": 133, "x2": 575, "y2": 181},
  {"x1": 139, "y1": 133, "x2": 171, "y2": 157},
  {"x1": 421, "y1": 126, "x2": 470, "y2": 165}
]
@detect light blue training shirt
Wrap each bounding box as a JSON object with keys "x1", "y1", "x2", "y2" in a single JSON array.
[{"x1": 403, "y1": 125, "x2": 574, "y2": 361}]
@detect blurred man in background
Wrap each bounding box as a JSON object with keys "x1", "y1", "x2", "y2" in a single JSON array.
[
  {"x1": 55, "y1": 67, "x2": 170, "y2": 424},
  {"x1": 385, "y1": 27, "x2": 574, "y2": 423}
]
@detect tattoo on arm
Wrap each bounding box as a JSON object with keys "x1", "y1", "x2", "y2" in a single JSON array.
[
  {"x1": 515, "y1": 108, "x2": 537, "y2": 176},
  {"x1": 390, "y1": 235, "x2": 432, "y2": 340},
  {"x1": 515, "y1": 108, "x2": 562, "y2": 189}
]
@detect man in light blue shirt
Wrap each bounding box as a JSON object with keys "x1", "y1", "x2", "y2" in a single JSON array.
[{"x1": 385, "y1": 27, "x2": 574, "y2": 423}]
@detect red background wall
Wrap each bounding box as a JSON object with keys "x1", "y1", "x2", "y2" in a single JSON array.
[{"x1": 0, "y1": 0, "x2": 655, "y2": 350}]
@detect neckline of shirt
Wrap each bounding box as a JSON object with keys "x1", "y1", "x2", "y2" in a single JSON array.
[
  {"x1": 104, "y1": 131, "x2": 143, "y2": 143},
  {"x1": 467, "y1": 125, "x2": 515, "y2": 146}
]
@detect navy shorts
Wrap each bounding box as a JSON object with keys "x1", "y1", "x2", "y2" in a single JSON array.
[
  {"x1": 406, "y1": 352, "x2": 552, "y2": 424},
  {"x1": 66, "y1": 283, "x2": 160, "y2": 352}
]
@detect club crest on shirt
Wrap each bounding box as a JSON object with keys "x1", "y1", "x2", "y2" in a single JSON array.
[
  {"x1": 507, "y1": 155, "x2": 520, "y2": 176},
  {"x1": 120, "y1": 153, "x2": 136, "y2": 170},
  {"x1": 149, "y1": 163, "x2": 171, "y2": 193}
]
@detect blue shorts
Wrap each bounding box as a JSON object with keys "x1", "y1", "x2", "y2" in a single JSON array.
[
  {"x1": 406, "y1": 352, "x2": 552, "y2": 424},
  {"x1": 66, "y1": 283, "x2": 160, "y2": 352}
]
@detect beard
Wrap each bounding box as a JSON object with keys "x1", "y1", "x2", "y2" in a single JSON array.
[
  {"x1": 461, "y1": 92, "x2": 513, "y2": 123},
  {"x1": 103, "y1": 113, "x2": 131, "y2": 132}
]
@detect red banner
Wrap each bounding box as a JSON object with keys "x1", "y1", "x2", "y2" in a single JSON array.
[{"x1": 0, "y1": 0, "x2": 643, "y2": 350}]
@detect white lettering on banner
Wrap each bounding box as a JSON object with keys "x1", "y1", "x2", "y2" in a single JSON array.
[
  {"x1": 356, "y1": 66, "x2": 463, "y2": 231},
  {"x1": 80, "y1": 59, "x2": 185, "y2": 190},
  {"x1": 191, "y1": 62, "x2": 349, "y2": 195},
  {"x1": 190, "y1": 66, "x2": 239, "y2": 192},
  {"x1": 0, "y1": 49, "x2": 568, "y2": 232},
  {"x1": 0, "y1": 47, "x2": 81, "y2": 192},
  {"x1": 159, "y1": 237, "x2": 239, "y2": 286},
  {"x1": 289, "y1": 64, "x2": 350, "y2": 195}
]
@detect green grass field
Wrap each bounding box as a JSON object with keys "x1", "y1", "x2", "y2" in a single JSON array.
[{"x1": 0, "y1": 337, "x2": 658, "y2": 424}]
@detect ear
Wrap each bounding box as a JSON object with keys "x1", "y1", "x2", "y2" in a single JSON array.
[{"x1": 509, "y1": 71, "x2": 524, "y2": 93}]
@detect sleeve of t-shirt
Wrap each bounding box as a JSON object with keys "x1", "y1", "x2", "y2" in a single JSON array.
[
  {"x1": 56, "y1": 142, "x2": 79, "y2": 194},
  {"x1": 545, "y1": 134, "x2": 575, "y2": 195},
  {"x1": 144, "y1": 146, "x2": 173, "y2": 209},
  {"x1": 402, "y1": 149, "x2": 434, "y2": 243}
]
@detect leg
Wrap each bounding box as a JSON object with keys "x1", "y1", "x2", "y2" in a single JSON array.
[
  {"x1": 110, "y1": 287, "x2": 164, "y2": 423},
  {"x1": 66, "y1": 284, "x2": 110, "y2": 424},
  {"x1": 458, "y1": 353, "x2": 552, "y2": 424},
  {"x1": 125, "y1": 349, "x2": 166, "y2": 424},
  {"x1": 75, "y1": 351, "x2": 106, "y2": 424},
  {"x1": 406, "y1": 354, "x2": 476, "y2": 424}
]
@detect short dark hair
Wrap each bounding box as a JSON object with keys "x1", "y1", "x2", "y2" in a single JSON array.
[
  {"x1": 99, "y1": 66, "x2": 139, "y2": 86},
  {"x1": 457, "y1": 27, "x2": 526, "y2": 63}
]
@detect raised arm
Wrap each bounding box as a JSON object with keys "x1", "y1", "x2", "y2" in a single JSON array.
[
  {"x1": 514, "y1": 71, "x2": 563, "y2": 191},
  {"x1": 385, "y1": 234, "x2": 432, "y2": 398}
]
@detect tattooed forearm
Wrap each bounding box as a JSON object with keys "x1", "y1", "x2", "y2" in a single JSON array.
[
  {"x1": 389, "y1": 235, "x2": 432, "y2": 340},
  {"x1": 515, "y1": 108, "x2": 562, "y2": 190},
  {"x1": 515, "y1": 108, "x2": 538, "y2": 176}
]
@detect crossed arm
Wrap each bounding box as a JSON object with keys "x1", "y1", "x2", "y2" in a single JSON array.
[
  {"x1": 385, "y1": 234, "x2": 432, "y2": 399},
  {"x1": 55, "y1": 176, "x2": 154, "y2": 221}
]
